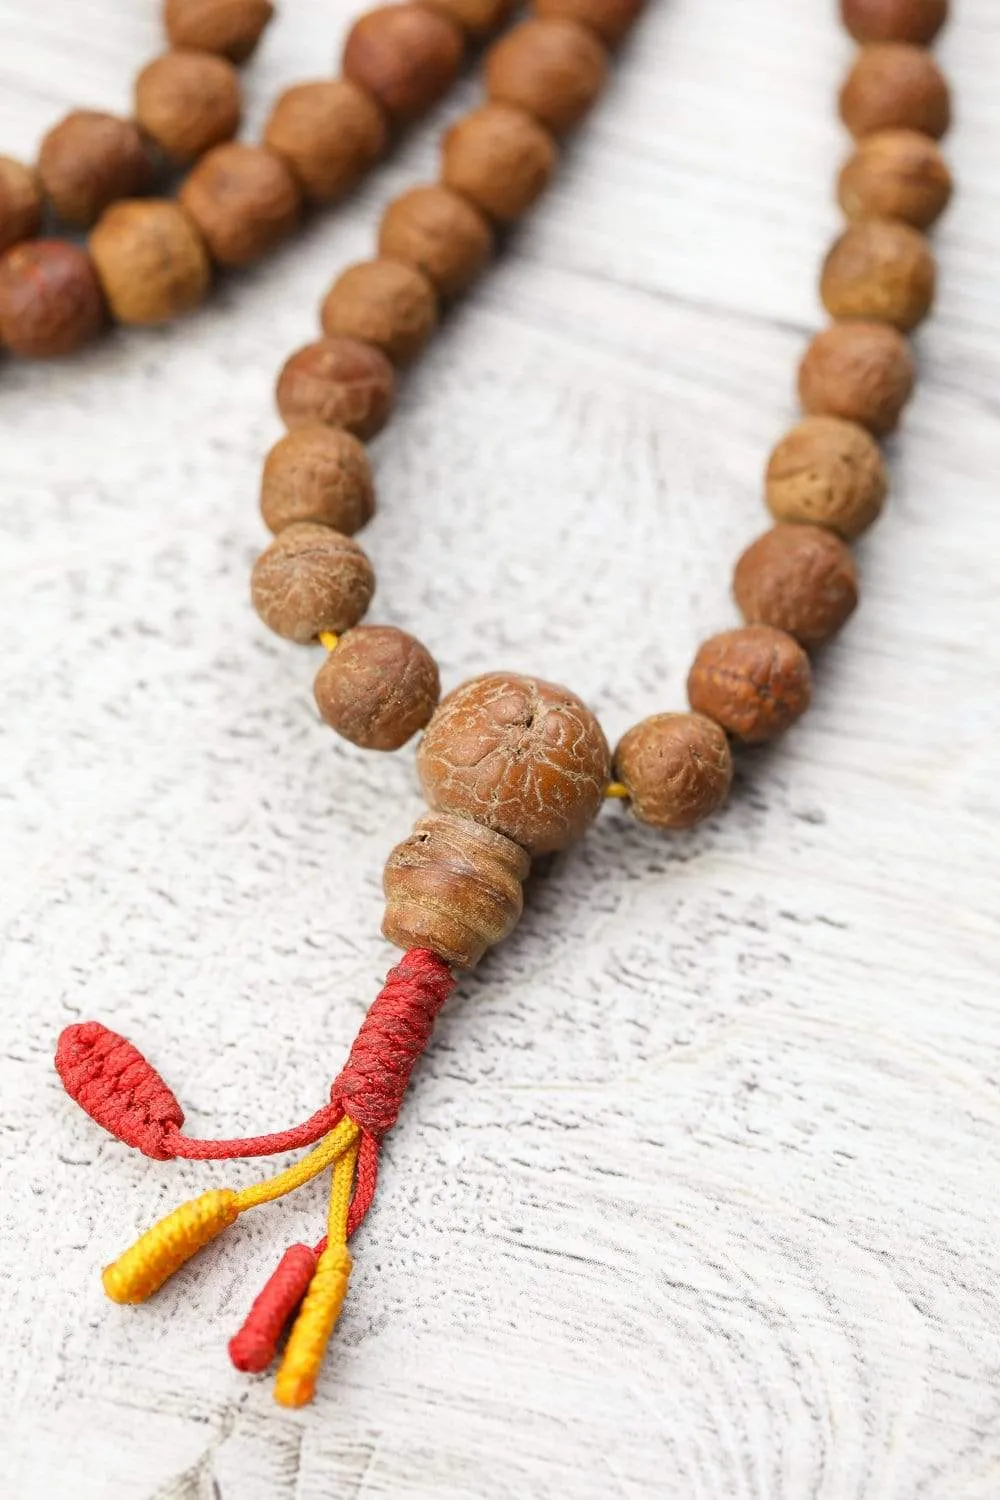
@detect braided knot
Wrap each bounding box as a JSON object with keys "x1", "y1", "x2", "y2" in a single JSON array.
[
  {"x1": 55, "y1": 1021, "x2": 184, "y2": 1159},
  {"x1": 330, "y1": 949, "x2": 454, "y2": 1140}
]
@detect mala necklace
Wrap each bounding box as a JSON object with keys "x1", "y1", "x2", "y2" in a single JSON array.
[{"x1": 52, "y1": 0, "x2": 953, "y2": 1409}]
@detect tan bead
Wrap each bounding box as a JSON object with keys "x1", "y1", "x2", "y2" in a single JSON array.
[
  {"x1": 485, "y1": 19, "x2": 608, "y2": 135},
  {"x1": 164, "y1": 0, "x2": 274, "y2": 61},
  {"x1": 264, "y1": 80, "x2": 387, "y2": 204},
  {"x1": 135, "y1": 51, "x2": 241, "y2": 163},
  {"x1": 840, "y1": 44, "x2": 950, "y2": 140},
  {"x1": 275, "y1": 338, "x2": 396, "y2": 439},
  {"x1": 342, "y1": 4, "x2": 464, "y2": 124},
  {"x1": 417, "y1": 672, "x2": 611, "y2": 856},
  {"x1": 766, "y1": 416, "x2": 887, "y2": 541},
  {"x1": 687, "y1": 627, "x2": 812, "y2": 745},
  {"x1": 37, "y1": 111, "x2": 153, "y2": 228},
  {"x1": 613, "y1": 713, "x2": 732, "y2": 831},
  {"x1": 88, "y1": 200, "x2": 210, "y2": 325},
  {"x1": 378, "y1": 184, "x2": 493, "y2": 299},
  {"x1": 441, "y1": 104, "x2": 558, "y2": 224},
  {"x1": 383, "y1": 812, "x2": 530, "y2": 968},
  {"x1": 320, "y1": 258, "x2": 437, "y2": 366},
  {"x1": 0, "y1": 156, "x2": 42, "y2": 255},
  {"x1": 733, "y1": 525, "x2": 859, "y2": 652},
  {"x1": 821, "y1": 220, "x2": 935, "y2": 333},
  {"x1": 422, "y1": 0, "x2": 514, "y2": 38},
  {"x1": 0, "y1": 240, "x2": 105, "y2": 357},
  {"x1": 260, "y1": 426, "x2": 375, "y2": 536},
  {"x1": 251, "y1": 523, "x2": 374, "y2": 643},
  {"x1": 798, "y1": 322, "x2": 915, "y2": 437},
  {"x1": 315, "y1": 626, "x2": 440, "y2": 749},
  {"x1": 838, "y1": 130, "x2": 952, "y2": 231},
  {"x1": 534, "y1": 0, "x2": 644, "y2": 46},
  {"x1": 841, "y1": 0, "x2": 947, "y2": 44},
  {"x1": 179, "y1": 143, "x2": 301, "y2": 268}
]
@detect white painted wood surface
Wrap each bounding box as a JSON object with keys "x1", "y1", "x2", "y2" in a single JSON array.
[{"x1": 2, "y1": 1, "x2": 998, "y2": 1495}]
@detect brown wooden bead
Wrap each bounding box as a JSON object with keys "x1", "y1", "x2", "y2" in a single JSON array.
[
  {"x1": 798, "y1": 322, "x2": 915, "y2": 437},
  {"x1": 613, "y1": 713, "x2": 732, "y2": 831},
  {"x1": 135, "y1": 51, "x2": 241, "y2": 163},
  {"x1": 342, "y1": 4, "x2": 464, "y2": 124},
  {"x1": 315, "y1": 626, "x2": 440, "y2": 749},
  {"x1": 378, "y1": 184, "x2": 493, "y2": 299},
  {"x1": 417, "y1": 672, "x2": 611, "y2": 856},
  {"x1": 766, "y1": 416, "x2": 887, "y2": 541},
  {"x1": 441, "y1": 104, "x2": 558, "y2": 224},
  {"x1": 164, "y1": 0, "x2": 274, "y2": 61},
  {"x1": 841, "y1": 0, "x2": 947, "y2": 44},
  {"x1": 179, "y1": 143, "x2": 301, "y2": 268},
  {"x1": 37, "y1": 111, "x2": 153, "y2": 228},
  {"x1": 0, "y1": 240, "x2": 105, "y2": 357},
  {"x1": 251, "y1": 523, "x2": 374, "y2": 643},
  {"x1": 687, "y1": 627, "x2": 812, "y2": 745},
  {"x1": 275, "y1": 338, "x2": 396, "y2": 439},
  {"x1": 320, "y1": 258, "x2": 437, "y2": 366},
  {"x1": 264, "y1": 80, "x2": 387, "y2": 205},
  {"x1": 0, "y1": 156, "x2": 42, "y2": 255},
  {"x1": 260, "y1": 426, "x2": 375, "y2": 536},
  {"x1": 840, "y1": 44, "x2": 950, "y2": 140},
  {"x1": 89, "y1": 199, "x2": 210, "y2": 325},
  {"x1": 821, "y1": 220, "x2": 935, "y2": 333},
  {"x1": 422, "y1": 0, "x2": 514, "y2": 38},
  {"x1": 733, "y1": 525, "x2": 859, "y2": 652},
  {"x1": 534, "y1": 0, "x2": 644, "y2": 46},
  {"x1": 382, "y1": 812, "x2": 530, "y2": 968},
  {"x1": 838, "y1": 130, "x2": 952, "y2": 230},
  {"x1": 485, "y1": 19, "x2": 608, "y2": 135}
]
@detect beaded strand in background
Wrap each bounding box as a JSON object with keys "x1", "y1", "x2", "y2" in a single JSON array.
[{"x1": 54, "y1": 0, "x2": 953, "y2": 1408}]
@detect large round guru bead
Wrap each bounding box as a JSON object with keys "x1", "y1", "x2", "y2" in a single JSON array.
[
  {"x1": 342, "y1": 4, "x2": 464, "y2": 124},
  {"x1": 613, "y1": 713, "x2": 733, "y2": 831},
  {"x1": 485, "y1": 18, "x2": 609, "y2": 135},
  {"x1": 260, "y1": 426, "x2": 374, "y2": 535},
  {"x1": 734, "y1": 524, "x2": 859, "y2": 651},
  {"x1": 383, "y1": 812, "x2": 530, "y2": 968},
  {"x1": 251, "y1": 523, "x2": 375, "y2": 642},
  {"x1": 89, "y1": 199, "x2": 211, "y2": 324},
  {"x1": 417, "y1": 672, "x2": 611, "y2": 856},
  {"x1": 315, "y1": 626, "x2": 440, "y2": 749},
  {"x1": 688, "y1": 626, "x2": 813, "y2": 745}
]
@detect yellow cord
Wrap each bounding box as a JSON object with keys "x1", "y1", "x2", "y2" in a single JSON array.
[
  {"x1": 274, "y1": 1140, "x2": 359, "y2": 1407},
  {"x1": 605, "y1": 782, "x2": 630, "y2": 800},
  {"x1": 318, "y1": 631, "x2": 340, "y2": 651},
  {"x1": 234, "y1": 1117, "x2": 358, "y2": 1211}
]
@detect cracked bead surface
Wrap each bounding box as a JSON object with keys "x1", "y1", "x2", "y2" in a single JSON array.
[
  {"x1": 315, "y1": 626, "x2": 440, "y2": 749},
  {"x1": 251, "y1": 523, "x2": 375, "y2": 643},
  {"x1": 417, "y1": 672, "x2": 611, "y2": 856},
  {"x1": 688, "y1": 626, "x2": 813, "y2": 744},
  {"x1": 840, "y1": 44, "x2": 950, "y2": 139},
  {"x1": 613, "y1": 713, "x2": 733, "y2": 830},
  {"x1": 275, "y1": 338, "x2": 396, "y2": 439},
  {"x1": 821, "y1": 220, "x2": 936, "y2": 333},
  {"x1": 264, "y1": 80, "x2": 387, "y2": 204},
  {"x1": 798, "y1": 322, "x2": 915, "y2": 438},
  {"x1": 320, "y1": 258, "x2": 438, "y2": 365},
  {"x1": 261, "y1": 426, "x2": 375, "y2": 536},
  {"x1": 135, "y1": 51, "x2": 242, "y2": 163},
  {"x1": 766, "y1": 416, "x2": 887, "y2": 540},
  {"x1": 734, "y1": 525, "x2": 859, "y2": 651}
]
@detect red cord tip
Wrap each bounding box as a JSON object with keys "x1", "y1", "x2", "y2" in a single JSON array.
[
  {"x1": 55, "y1": 1021, "x2": 184, "y2": 1160},
  {"x1": 229, "y1": 1243, "x2": 319, "y2": 1372}
]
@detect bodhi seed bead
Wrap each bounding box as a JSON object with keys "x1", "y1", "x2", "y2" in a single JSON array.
[
  {"x1": 314, "y1": 626, "x2": 441, "y2": 750},
  {"x1": 613, "y1": 713, "x2": 733, "y2": 830},
  {"x1": 422, "y1": 0, "x2": 514, "y2": 37},
  {"x1": 164, "y1": 0, "x2": 275, "y2": 62},
  {"x1": 687, "y1": 626, "x2": 813, "y2": 745},
  {"x1": 0, "y1": 240, "x2": 105, "y2": 357},
  {"x1": 417, "y1": 672, "x2": 611, "y2": 856},
  {"x1": 275, "y1": 338, "x2": 396, "y2": 439},
  {"x1": 251, "y1": 523, "x2": 375, "y2": 643},
  {"x1": 733, "y1": 525, "x2": 859, "y2": 652},
  {"x1": 378, "y1": 185, "x2": 493, "y2": 300},
  {"x1": 841, "y1": 0, "x2": 948, "y2": 45},
  {"x1": 260, "y1": 426, "x2": 375, "y2": 536},
  {"x1": 839, "y1": 45, "x2": 951, "y2": 140},
  {"x1": 135, "y1": 51, "x2": 242, "y2": 163},
  {"x1": 342, "y1": 4, "x2": 465, "y2": 124},
  {"x1": 838, "y1": 130, "x2": 952, "y2": 231},
  {"x1": 485, "y1": 19, "x2": 609, "y2": 135},
  {"x1": 38, "y1": 111, "x2": 153, "y2": 228},
  {"x1": 441, "y1": 104, "x2": 558, "y2": 224},
  {"x1": 89, "y1": 200, "x2": 211, "y2": 325},
  {"x1": 766, "y1": 416, "x2": 887, "y2": 540},
  {"x1": 320, "y1": 259, "x2": 438, "y2": 366},
  {"x1": 821, "y1": 220, "x2": 936, "y2": 333},
  {"x1": 179, "y1": 143, "x2": 302, "y2": 268},
  {"x1": 0, "y1": 156, "x2": 42, "y2": 255},
  {"x1": 534, "y1": 0, "x2": 644, "y2": 47},
  {"x1": 798, "y1": 322, "x2": 915, "y2": 438},
  {"x1": 264, "y1": 81, "x2": 388, "y2": 205}
]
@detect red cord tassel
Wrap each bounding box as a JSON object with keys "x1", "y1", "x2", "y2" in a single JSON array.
[{"x1": 228, "y1": 1243, "x2": 319, "y2": 1372}]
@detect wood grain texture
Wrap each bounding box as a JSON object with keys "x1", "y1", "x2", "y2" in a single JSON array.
[{"x1": 1, "y1": 1, "x2": 998, "y2": 1496}]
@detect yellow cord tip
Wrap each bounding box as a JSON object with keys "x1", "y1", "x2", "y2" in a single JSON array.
[
  {"x1": 103, "y1": 1189, "x2": 240, "y2": 1305},
  {"x1": 318, "y1": 631, "x2": 340, "y2": 651}
]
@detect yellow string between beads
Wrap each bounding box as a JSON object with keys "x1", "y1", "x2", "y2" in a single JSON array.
[
  {"x1": 605, "y1": 782, "x2": 630, "y2": 799},
  {"x1": 274, "y1": 1139, "x2": 359, "y2": 1408},
  {"x1": 102, "y1": 1118, "x2": 360, "y2": 1305},
  {"x1": 318, "y1": 631, "x2": 340, "y2": 651}
]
